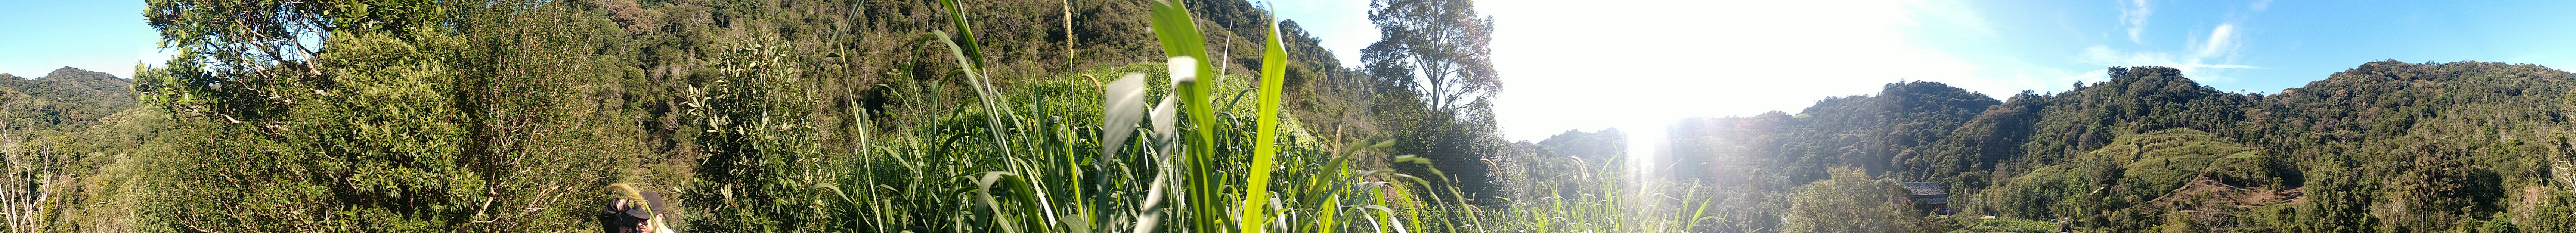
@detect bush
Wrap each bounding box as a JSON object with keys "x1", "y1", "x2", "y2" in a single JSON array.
[{"x1": 1783, "y1": 167, "x2": 1910, "y2": 233}]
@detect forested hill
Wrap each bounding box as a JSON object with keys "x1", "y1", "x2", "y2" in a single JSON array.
[
  {"x1": 11, "y1": 0, "x2": 1454, "y2": 232},
  {"x1": 1655, "y1": 60, "x2": 2576, "y2": 232},
  {"x1": 0, "y1": 66, "x2": 160, "y2": 233},
  {"x1": 0, "y1": 67, "x2": 137, "y2": 133}
]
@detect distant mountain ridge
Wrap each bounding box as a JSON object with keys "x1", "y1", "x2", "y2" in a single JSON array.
[
  {"x1": 0, "y1": 66, "x2": 137, "y2": 133},
  {"x1": 1653, "y1": 60, "x2": 2576, "y2": 232}
]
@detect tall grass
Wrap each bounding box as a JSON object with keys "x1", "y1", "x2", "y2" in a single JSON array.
[
  {"x1": 798, "y1": 0, "x2": 1402, "y2": 232},
  {"x1": 784, "y1": 1, "x2": 1722, "y2": 233},
  {"x1": 1491, "y1": 154, "x2": 1721, "y2": 232}
]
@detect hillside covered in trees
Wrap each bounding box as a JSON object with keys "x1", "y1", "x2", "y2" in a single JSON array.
[
  {"x1": 1650, "y1": 61, "x2": 2576, "y2": 233},
  {"x1": 3, "y1": 0, "x2": 2576, "y2": 233},
  {"x1": 15, "y1": 0, "x2": 1521, "y2": 232}
]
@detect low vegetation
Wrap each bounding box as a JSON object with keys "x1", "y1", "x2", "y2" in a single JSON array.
[{"x1": 3, "y1": 0, "x2": 2575, "y2": 233}]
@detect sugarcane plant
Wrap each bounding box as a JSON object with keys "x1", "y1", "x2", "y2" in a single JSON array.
[{"x1": 847, "y1": 0, "x2": 1434, "y2": 232}]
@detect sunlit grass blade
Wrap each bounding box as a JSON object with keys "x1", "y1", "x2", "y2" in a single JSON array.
[
  {"x1": 1137, "y1": 1, "x2": 1224, "y2": 230},
  {"x1": 1238, "y1": 4, "x2": 1295, "y2": 233},
  {"x1": 1103, "y1": 73, "x2": 1148, "y2": 157},
  {"x1": 1152, "y1": 94, "x2": 1181, "y2": 153}
]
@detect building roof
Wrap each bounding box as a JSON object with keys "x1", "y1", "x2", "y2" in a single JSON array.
[
  {"x1": 1900, "y1": 182, "x2": 1947, "y2": 196},
  {"x1": 1914, "y1": 195, "x2": 1950, "y2": 205}
]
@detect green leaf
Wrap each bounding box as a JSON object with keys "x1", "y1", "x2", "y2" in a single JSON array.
[{"x1": 1237, "y1": 6, "x2": 1294, "y2": 233}]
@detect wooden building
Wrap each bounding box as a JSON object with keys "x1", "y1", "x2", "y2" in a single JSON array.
[{"x1": 1899, "y1": 182, "x2": 1953, "y2": 215}]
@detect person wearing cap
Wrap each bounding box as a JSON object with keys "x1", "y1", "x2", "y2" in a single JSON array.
[
  {"x1": 601, "y1": 199, "x2": 669, "y2": 233},
  {"x1": 628, "y1": 208, "x2": 661, "y2": 233}
]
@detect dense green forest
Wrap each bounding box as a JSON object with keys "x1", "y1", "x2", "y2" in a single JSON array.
[
  {"x1": 1657, "y1": 61, "x2": 2576, "y2": 233},
  {"x1": 3, "y1": 0, "x2": 2575, "y2": 233}
]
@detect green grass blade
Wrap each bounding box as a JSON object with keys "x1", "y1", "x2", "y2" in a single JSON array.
[
  {"x1": 1142, "y1": 0, "x2": 1226, "y2": 232},
  {"x1": 1315, "y1": 196, "x2": 1342, "y2": 233},
  {"x1": 1239, "y1": 8, "x2": 1293, "y2": 233},
  {"x1": 976, "y1": 172, "x2": 1027, "y2": 233},
  {"x1": 937, "y1": 0, "x2": 984, "y2": 69}
]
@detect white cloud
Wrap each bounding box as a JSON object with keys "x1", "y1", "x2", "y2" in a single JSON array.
[
  {"x1": 2079, "y1": 23, "x2": 2258, "y2": 83},
  {"x1": 2194, "y1": 24, "x2": 2239, "y2": 58},
  {"x1": 2121, "y1": 0, "x2": 2154, "y2": 43},
  {"x1": 1990, "y1": 65, "x2": 2112, "y2": 96},
  {"x1": 2250, "y1": 0, "x2": 2274, "y2": 12},
  {"x1": 2058, "y1": 69, "x2": 2112, "y2": 88}
]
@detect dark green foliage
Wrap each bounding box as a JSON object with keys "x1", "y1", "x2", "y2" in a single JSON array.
[
  {"x1": 2525, "y1": 190, "x2": 2576, "y2": 232},
  {"x1": 0, "y1": 68, "x2": 136, "y2": 133},
  {"x1": 681, "y1": 30, "x2": 830, "y2": 232},
  {"x1": 2293, "y1": 159, "x2": 2377, "y2": 233},
  {"x1": 2253, "y1": 61, "x2": 2571, "y2": 233},
  {"x1": 1782, "y1": 167, "x2": 1909, "y2": 233},
  {"x1": 1358, "y1": 0, "x2": 1510, "y2": 204},
  {"x1": 1777, "y1": 81, "x2": 1997, "y2": 182},
  {"x1": 0, "y1": 66, "x2": 160, "y2": 233},
  {"x1": 1499, "y1": 129, "x2": 1624, "y2": 201},
  {"x1": 1662, "y1": 62, "x2": 2576, "y2": 233},
  {"x1": 1984, "y1": 128, "x2": 2269, "y2": 232},
  {"x1": 2477, "y1": 213, "x2": 2518, "y2": 233},
  {"x1": 1983, "y1": 66, "x2": 2259, "y2": 178},
  {"x1": 1924, "y1": 215, "x2": 2058, "y2": 233},
  {"x1": 1902, "y1": 91, "x2": 2044, "y2": 186},
  {"x1": 137, "y1": 0, "x2": 644, "y2": 232}
]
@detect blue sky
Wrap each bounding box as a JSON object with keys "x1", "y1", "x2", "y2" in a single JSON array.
[
  {"x1": 1278, "y1": 0, "x2": 2576, "y2": 143},
  {"x1": 0, "y1": 0, "x2": 165, "y2": 79},
  {"x1": 8, "y1": 0, "x2": 2576, "y2": 143}
]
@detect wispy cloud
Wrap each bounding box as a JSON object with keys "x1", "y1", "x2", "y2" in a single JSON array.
[
  {"x1": 2082, "y1": 23, "x2": 2258, "y2": 82},
  {"x1": 2250, "y1": 0, "x2": 2274, "y2": 12},
  {"x1": 2120, "y1": 0, "x2": 2154, "y2": 43},
  {"x1": 2193, "y1": 24, "x2": 2242, "y2": 59}
]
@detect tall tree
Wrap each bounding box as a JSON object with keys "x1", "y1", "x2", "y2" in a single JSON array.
[
  {"x1": 1362, "y1": 0, "x2": 1499, "y2": 116},
  {"x1": 1360, "y1": 0, "x2": 1507, "y2": 201},
  {"x1": 138, "y1": 1, "x2": 638, "y2": 231}
]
